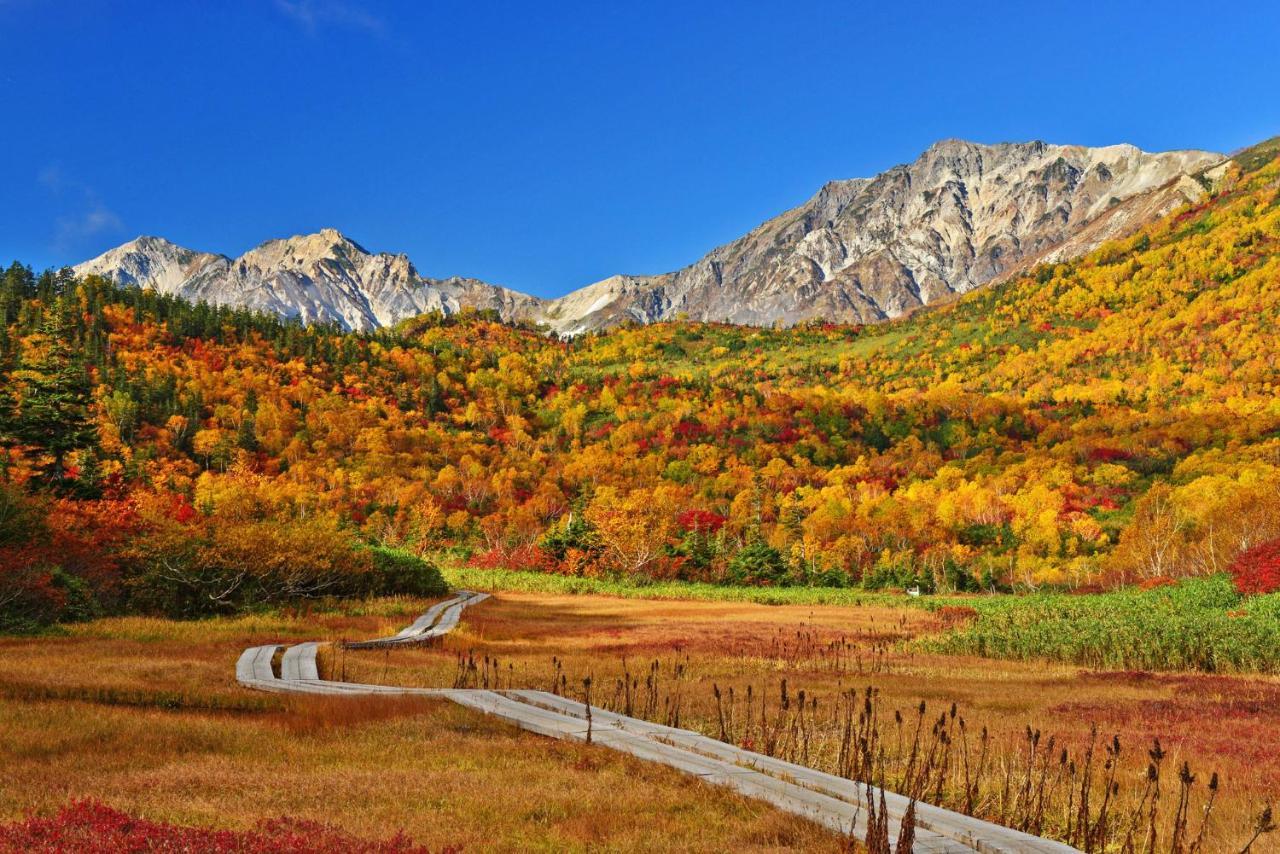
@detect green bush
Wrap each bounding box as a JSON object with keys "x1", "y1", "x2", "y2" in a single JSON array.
[
  {"x1": 924, "y1": 575, "x2": 1280, "y2": 673},
  {"x1": 363, "y1": 547, "x2": 447, "y2": 597},
  {"x1": 725, "y1": 542, "x2": 789, "y2": 586},
  {"x1": 49, "y1": 566, "x2": 102, "y2": 623},
  {"x1": 0, "y1": 482, "x2": 43, "y2": 547},
  {"x1": 861, "y1": 561, "x2": 934, "y2": 593},
  {"x1": 538, "y1": 513, "x2": 600, "y2": 561}
]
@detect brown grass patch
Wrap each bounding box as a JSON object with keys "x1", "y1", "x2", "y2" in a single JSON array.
[
  {"x1": 336, "y1": 591, "x2": 1280, "y2": 851},
  {"x1": 0, "y1": 596, "x2": 845, "y2": 852}
]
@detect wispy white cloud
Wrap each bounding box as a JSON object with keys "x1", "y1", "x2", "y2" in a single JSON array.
[
  {"x1": 38, "y1": 164, "x2": 70, "y2": 192},
  {"x1": 274, "y1": 0, "x2": 385, "y2": 36},
  {"x1": 40, "y1": 164, "x2": 125, "y2": 252},
  {"x1": 55, "y1": 205, "x2": 124, "y2": 247}
]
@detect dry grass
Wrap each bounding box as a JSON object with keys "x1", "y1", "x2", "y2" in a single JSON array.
[
  {"x1": 0, "y1": 601, "x2": 842, "y2": 853},
  {"x1": 337, "y1": 592, "x2": 1280, "y2": 852},
  {"x1": 4, "y1": 592, "x2": 1277, "y2": 851}
]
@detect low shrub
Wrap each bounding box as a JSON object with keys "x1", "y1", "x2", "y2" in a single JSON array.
[
  {"x1": 468, "y1": 545, "x2": 554, "y2": 573},
  {"x1": 1228, "y1": 538, "x2": 1280, "y2": 595},
  {"x1": 0, "y1": 800, "x2": 439, "y2": 853},
  {"x1": 121, "y1": 515, "x2": 369, "y2": 618},
  {"x1": 363, "y1": 547, "x2": 447, "y2": 598},
  {"x1": 0, "y1": 485, "x2": 113, "y2": 632}
]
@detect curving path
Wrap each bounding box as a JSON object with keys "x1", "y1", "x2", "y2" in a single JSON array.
[{"x1": 236, "y1": 591, "x2": 1079, "y2": 854}]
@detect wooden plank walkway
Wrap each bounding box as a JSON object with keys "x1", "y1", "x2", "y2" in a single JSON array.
[
  {"x1": 235, "y1": 593, "x2": 1080, "y2": 853},
  {"x1": 343, "y1": 591, "x2": 490, "y2": 649}
]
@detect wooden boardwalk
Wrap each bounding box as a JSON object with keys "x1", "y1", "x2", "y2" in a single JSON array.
[
  {"x1": 235, "y1": 591, "x2": 1079, "y2": 853},
  {"x1": 343, "y1": 591, "x2": 490, "y2": 649}
]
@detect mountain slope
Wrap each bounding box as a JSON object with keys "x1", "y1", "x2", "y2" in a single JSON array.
[
  {"x1": 7, "y1": 135, "x2": 1280, "y2": 598},
  {"x1": 535, "y1": 141, "x2": 1222, "y2": 334},
  {"x1": 76, "y1": 140, "x2": 1222, "y2": 334},
  {"x1": 75, "y1": 228, "x2": 544, "y2": 332}
]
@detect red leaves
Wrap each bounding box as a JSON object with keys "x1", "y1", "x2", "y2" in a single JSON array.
[
  {"x1": 672, "y1": 419, "x2": 706, "y2": 441},
  {"x1": 1088, "y1": 447, "x2": 1133, "y2": 463},
  {"x1": 170, "y1": 495, "x2": 198, "y2": 524},
  {"x1": 467, "y1": 545, "x2": 553, "y2": 573},
  {"x1": 676, "y1": 509, "x2": 726, "y2": 534},
  {"x1": 773, "y1": 426, "x2": 800, "y2": 444},
  {"x1": 0, "y1": 800, "x2": 443, "y2": 853},
  {"x1": 185, "y1": 338, "x2": 227, "y2": 372},
  {"x1": 1228, "y1": 538, "x2": 1280, "y2": 595}
]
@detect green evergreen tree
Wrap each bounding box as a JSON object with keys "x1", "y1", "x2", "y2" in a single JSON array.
[
  {"x1": 236, "y1": 389, "x2": 259, "y2": 452},
  {"x1": 1, "y1": 312, "x2": 98, "y2": 490}
]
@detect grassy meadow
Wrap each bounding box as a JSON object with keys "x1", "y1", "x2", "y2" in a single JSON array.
[
  {"x1": 0, "y1": 602, "x2": 841, "y2": 853},
  {"x1": 3, "y1": 582, "x2": 1279, "y2": 850},
  {"x1": 334, "y1": 584, "x2": 1280, "y2": 850},
  {"x1": 447, "y1": 564, "x2": 1280, "y2": 672}
]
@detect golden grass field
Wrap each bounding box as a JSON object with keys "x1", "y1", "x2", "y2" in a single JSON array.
[
  {"x1": 2, "y1": 592, "x2": 1278, "y2": 851},
  {"x1": 0, "y1": 601, "x2": 840, "y2": 852},
  {"x1": 336, "y1": 593, "x2": 1280, "y2": 852}
]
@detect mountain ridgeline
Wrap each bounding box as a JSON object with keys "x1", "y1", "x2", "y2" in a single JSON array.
[{"x1": 75, "y1": 140, "x2": 1223, "y2": 334}]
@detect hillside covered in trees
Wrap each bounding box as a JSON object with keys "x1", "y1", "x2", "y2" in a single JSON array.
[{"x1": 2, "y1": 140, "x2": 1279, "y2": 629}]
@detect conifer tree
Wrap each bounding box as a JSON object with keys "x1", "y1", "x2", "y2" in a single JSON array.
[{"x1": 0, "y1": 311, "x2": 98, "y2": 490}]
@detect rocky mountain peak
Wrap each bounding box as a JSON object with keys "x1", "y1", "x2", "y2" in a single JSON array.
[
  {"x1": 74, "y1": 229, "x2": 539, "y2": 331},
  {"x1": 122, "y1": 235, "x2": 185, "y2": 253},
  {"x1": 75, "y1": 138, "x2": 1226, "y2": 336},
  {"x1": 533, "y1": 139, "x2": 1223, "y2": 333},
  {"x1": 241, "y1": 228, "x2": 372, "y2": 270}
]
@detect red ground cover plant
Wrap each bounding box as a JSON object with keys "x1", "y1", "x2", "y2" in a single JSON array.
[
  {"x1": 1228, "y1": 538, "x2": 1280, "y2": 595},
  {"x1": 467, "y1": 544, "x2": 554, "y2": 573},
  {"x1": 0, "y1": 801, "x2": 450, "y2": 854},
  {"x1": 933, "y1": 605, "x2": 979, "y2": 628}
]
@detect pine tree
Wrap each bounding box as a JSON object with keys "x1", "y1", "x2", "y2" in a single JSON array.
[
  {"x1": 1, "y1": 312, "x2": 98, "y2": 490},
  {"x1": 236, "y1": 389, "x2": 259, "y2": 452}
]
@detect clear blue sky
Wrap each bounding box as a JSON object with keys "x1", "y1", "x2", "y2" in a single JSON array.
[{"x1": 3, "y1": 0, "x2": 1278, "y2": 298}]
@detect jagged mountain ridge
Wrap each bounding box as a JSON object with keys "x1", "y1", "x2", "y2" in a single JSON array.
[
  {"x1": 536, "y1": 140, "x2": 1224, "y2": 334},
  {"x1": 75, "y1": 228, "x2": 541, "y2": 332},
  {"x1": 76, "y1": 139, "x2": 1223, "y2": 334}
]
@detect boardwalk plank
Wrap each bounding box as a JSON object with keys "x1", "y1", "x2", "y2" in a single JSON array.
[{"x1": 234, "y1": 592, "x2": 1080, "y2": 854}]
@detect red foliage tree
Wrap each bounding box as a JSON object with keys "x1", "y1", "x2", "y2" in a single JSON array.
[
  {"x1": 676, "y1": 509, "x2": 726, "y2": 534},
  {"x1": 1228, "y1": 538, "x2": 1280, "y2": 595}
]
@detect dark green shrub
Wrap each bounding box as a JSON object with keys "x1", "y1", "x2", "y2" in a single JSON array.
[
  {"x1": 943, "y1": 560, "x2": 981, "y2": 593},
  {"x1": 363, "y1": 547, "x2": 447, "y2": 597},
  {"x1": 539, "y1": 513, "x2": 601, "y2": 561},
  {"x1": 725, "y1": 542, "x2": 788, "y2": 586}
]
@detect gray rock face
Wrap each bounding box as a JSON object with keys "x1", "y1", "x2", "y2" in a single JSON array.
[
  {"x1": 74, "y1": 228, "x2": 541, "y2": 332},
  {"x1": 534, "y1": 140, "x2": 1222, "y2": 334},
  {"x1": 76, "y1": 140, "x2": 1222, "y2": 335}
]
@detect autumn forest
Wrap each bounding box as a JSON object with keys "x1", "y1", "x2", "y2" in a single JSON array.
[{"x1": 2, "y1": 141, "x2": 1279, "y2": 635}]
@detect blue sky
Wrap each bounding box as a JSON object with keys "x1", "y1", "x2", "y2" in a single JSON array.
[{"x1": 2, "y1": 0, "x2": 1278, "y2": 298}]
